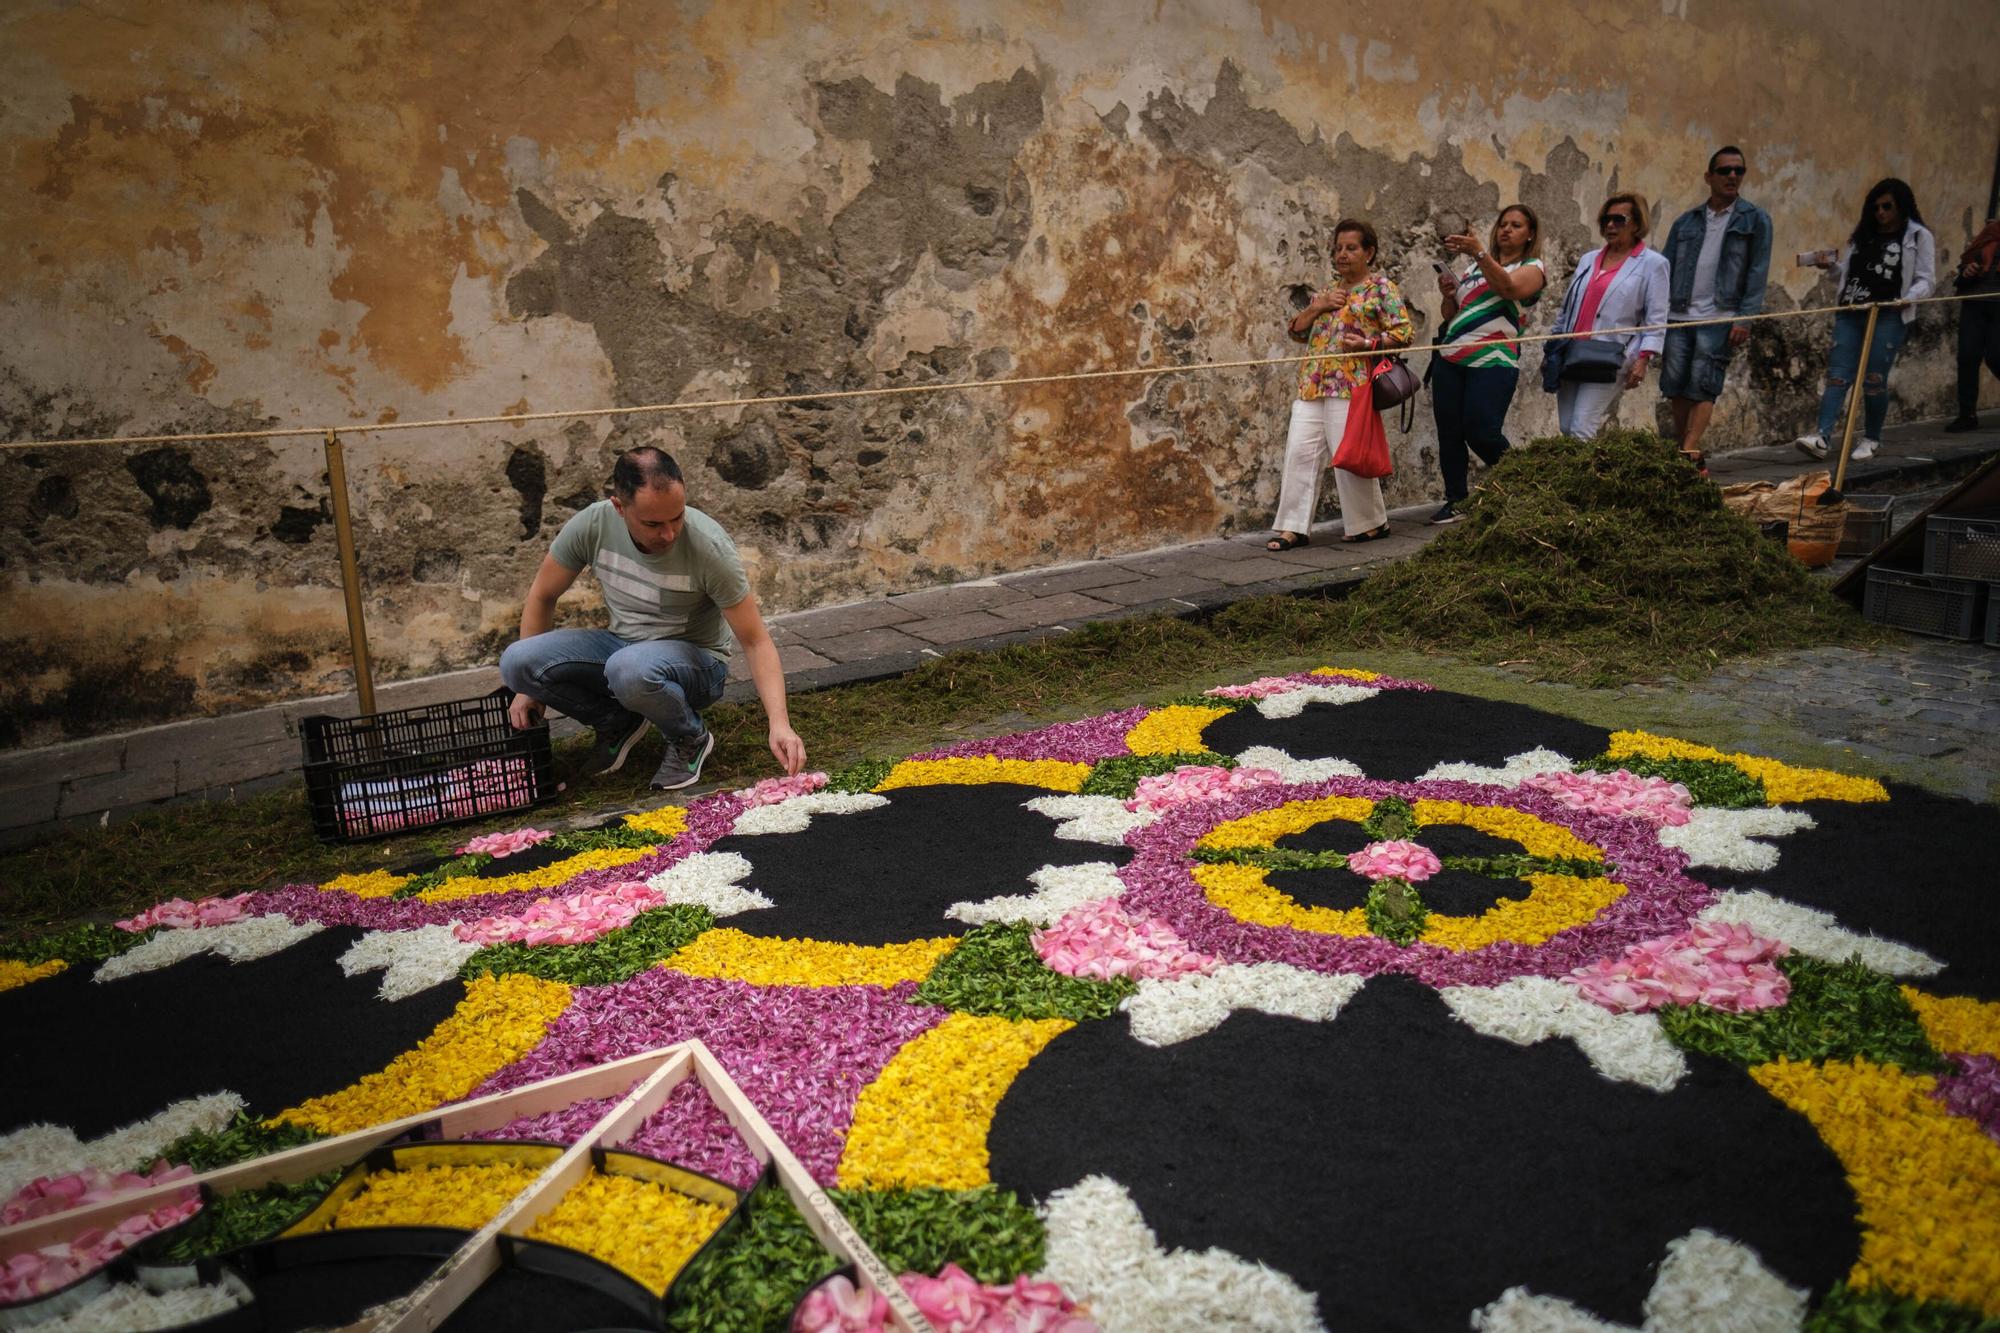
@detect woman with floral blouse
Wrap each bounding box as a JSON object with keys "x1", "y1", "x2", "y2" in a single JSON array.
[{"x1": 1269, "y1": 218, "x2": 1416, "y2": 550}]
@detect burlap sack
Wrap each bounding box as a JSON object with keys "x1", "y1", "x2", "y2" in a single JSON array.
[{"x1": 1719, "y1": 471, "x2": 1843, "y2": 565}]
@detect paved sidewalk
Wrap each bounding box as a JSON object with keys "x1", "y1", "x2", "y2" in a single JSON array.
[
  {"x1": 4, "y1": 418, "x2": 1996, "y2": 845},
  {"x1": 0, "y1": 500, "x2": 1449, "y2": 844}
]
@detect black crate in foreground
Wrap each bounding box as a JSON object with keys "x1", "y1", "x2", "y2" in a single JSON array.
[
  {"x1": 300, "y1": 688, "x2": 555, "y2": 843},
  {"x1": 1924, "y1": 511, "x2": 2000, "y2": 581},
  {"x1": 1862, "y1": 568, "x2": 1987, "y2": 641}
]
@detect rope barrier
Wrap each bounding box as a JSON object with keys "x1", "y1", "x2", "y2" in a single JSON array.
[{"x1": 3, "y1": 289, "x2": 1996, "y2": 454}]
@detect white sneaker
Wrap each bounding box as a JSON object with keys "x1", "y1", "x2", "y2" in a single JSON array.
[
  {"x1": 1851, "y1": 438, "x2": 1879, "y2": 461},
  {"x1": 1794, "y1": 434, "x2": 1829, "y2": 459}
]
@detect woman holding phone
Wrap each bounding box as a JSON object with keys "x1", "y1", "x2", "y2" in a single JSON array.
[
  {"x1": 1428, "y1": 205, "x2": 1546, "y2": 523},
  {"x1": 1544, "y1": 193, "x2": 1671, "y2": 438},
  {"x1": 1794, "y1": 178, "x2": 1936, "y2": 462},
  {"x1": 1267, "y1": 217, "x2": 1415, "y2": 549}
]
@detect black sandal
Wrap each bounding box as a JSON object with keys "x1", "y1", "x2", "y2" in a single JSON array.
[
  {"x1": 1266, "y1": 532, "x2": 1311, "y2": 552},
  {"x1": 1340, "y1": 524, "x2": 1392, "y2": 544}
]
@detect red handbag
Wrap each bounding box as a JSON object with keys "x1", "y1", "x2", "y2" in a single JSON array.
[{"x1": 1329, "y1": 370, "x2": 1393, "y2": 479}]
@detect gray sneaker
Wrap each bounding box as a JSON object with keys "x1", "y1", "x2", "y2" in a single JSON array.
[
  {"x1": 580, "y1": 713, "x2": 650, "y2": 778},
  {"x1": 650, "y1": 729, "x2": 716, "y2": 791}
]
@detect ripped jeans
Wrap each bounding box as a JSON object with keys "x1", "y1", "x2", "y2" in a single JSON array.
[{"x1": 1816, "y1": 308, "x2": 1908, "y2": 441}]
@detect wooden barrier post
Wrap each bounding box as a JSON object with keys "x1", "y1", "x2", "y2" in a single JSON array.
[
  {"x1": 323, "y1": 428, "x2": 376, "y2": 716},
  {"x1": 1831, "y1": 302, "x2": 1882, "y2": 495}
]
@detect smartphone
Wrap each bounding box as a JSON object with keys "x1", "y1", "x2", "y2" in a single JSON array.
[{"x1": 1432, "y1": 260, "x2": 1449, "y2": 274}]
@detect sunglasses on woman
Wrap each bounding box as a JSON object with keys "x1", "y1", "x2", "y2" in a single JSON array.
[{"x1": 1599, "y1": 214, "x2": 1632, "y2": 227}]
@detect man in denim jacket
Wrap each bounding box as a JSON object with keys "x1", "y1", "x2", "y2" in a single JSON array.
[{"x1": 1660, "y1": 147, "x2": 1774, "y2": 462}]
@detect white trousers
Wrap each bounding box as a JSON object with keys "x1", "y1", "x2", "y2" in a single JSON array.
[
  {"x1": 1557, "y1": 378, "x2": 1625, "y2": 438},
  {"x1": 1275, "y1": 397, "x2": 1387, "y2": 535}
]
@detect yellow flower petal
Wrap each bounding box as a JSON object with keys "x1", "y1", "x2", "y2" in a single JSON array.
[
  {"x1": 527, "y1": 1171, "x2": 730, "y2": 1294},
  {"x1": 839, "y1": 1014, "x2": 1072, "y2": 1190},
  {"x1": 1752, "y1": 1057, "x2": 2000, "y2": 1313},
  {"x1": 1124, "y1": 706, "x2": 1233, "y2": 757},
  {"x1": 665, "y1": 929, "x2": 958, "y2": 987},
  {"x1": 1901, "y1": 988, "x2": 2000, "y2": 1060},
  {"x1": 873, "y1": 758, "x2": 1090, "y2": 792},
  {"x1": 623, "y1": 805, "x2": 690, "y2": 839},
  {"x1": 0, "y1": 958, "x2": 66, "y2": 992},
  {"x1": 321, "y1": 869, "x2": 414, "y2": 899},
  {"x1": 418, "y1": 847, "x2": 654, "y2": 904},
  {"x1": 273, "y1": 974, "x2": 572, "y2": 1135},
  {"x1": 1604, "y1": 731, "x2": 1887, "y2": 804},
  {"x1": 1309, "y1": 666, "x2": 1381, "y2": 681}
]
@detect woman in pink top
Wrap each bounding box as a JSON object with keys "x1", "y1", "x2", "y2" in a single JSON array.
[{"x1": 1544, "y1": 193, "x2": 1671, "y2": 438}]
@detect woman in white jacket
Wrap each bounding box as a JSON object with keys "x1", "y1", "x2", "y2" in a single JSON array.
[
  {"x1": 1545, "y1": 193, "x2": 1672, "y2": 438},
  {"x1": 1795, "y1": 179, "x2": 1937, "y2": 462}
]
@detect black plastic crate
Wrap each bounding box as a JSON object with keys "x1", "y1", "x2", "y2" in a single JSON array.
[
  {"x1": 1861, "y1": 567, "x2": 1987, "y2": 640},
  {"x1": 1837, "y1": 494, "x2": 1895, "y2": 557},
  {"x1": 300, "y1": 688, "x2": 554, "y2": 843},
  {"x1": 1923, "y1": 511, "x2": 2000, "y2": 581},
  {"x1": 1987, "y1": 595, "x2": 2000, "y2": 649}
]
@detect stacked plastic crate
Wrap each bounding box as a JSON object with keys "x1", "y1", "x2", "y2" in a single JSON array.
[{"x1": 1862, "y1": 509, "x2": 2000, "y2": 644}]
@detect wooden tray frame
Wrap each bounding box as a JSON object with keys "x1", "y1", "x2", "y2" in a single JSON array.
[{"x1": 0, "y1": 1041, "x2": 934, "y2": 1331}]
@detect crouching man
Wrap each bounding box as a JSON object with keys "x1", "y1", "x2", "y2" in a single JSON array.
[{"x1": 500, "y1": 445, "x2": 805, "y2": 789}]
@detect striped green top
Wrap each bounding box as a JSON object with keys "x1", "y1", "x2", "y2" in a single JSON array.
[{"x1": 1440, "y1": 257, "x2": 1544, "y2": 369}]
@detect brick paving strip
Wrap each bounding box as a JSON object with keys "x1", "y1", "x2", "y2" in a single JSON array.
[{"x1": 4, "y1": 420, "x2": 1998, "y2": 843}]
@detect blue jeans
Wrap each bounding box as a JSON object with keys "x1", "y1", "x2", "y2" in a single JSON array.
[
  {"x1": 1430, "y1": 357, "x2": 1518, "y2": 501},
  {"x1": 499, "y1": 629, "x2": 727, "y2": 741},
  {"x1": 1817, "y1": 309, "x2": 1908, "y2": 440}
]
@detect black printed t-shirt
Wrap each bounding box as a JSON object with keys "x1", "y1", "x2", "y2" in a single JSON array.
[{"x1": 1839, "y1": 233, "x2": 1904, "y2": 306}]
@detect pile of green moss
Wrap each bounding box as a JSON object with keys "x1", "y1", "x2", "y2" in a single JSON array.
[{"x1": 1338, "y1": 429, "x2": 1878, "y2": 684}]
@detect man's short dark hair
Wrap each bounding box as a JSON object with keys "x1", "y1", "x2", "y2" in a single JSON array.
[
  {"x1": 1708, "y1": 146, "x2": 1745, "y2": 172},
  {"x1": 610, "y1": 446, "x2": 683, "y2": 501}
]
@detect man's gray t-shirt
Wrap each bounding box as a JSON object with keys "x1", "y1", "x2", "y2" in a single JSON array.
[{"x1": 549, "y1": 500, "x2": 750, "y2": 655}]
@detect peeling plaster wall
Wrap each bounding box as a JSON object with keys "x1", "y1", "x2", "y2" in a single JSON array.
[{"x1": 2, "y1": 0, "x2": 1994, "y2": 747}]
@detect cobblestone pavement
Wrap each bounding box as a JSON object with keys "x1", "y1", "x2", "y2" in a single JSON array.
[{"x1": 1621, "y1": 641, "x2": 2000, "y2": 803}]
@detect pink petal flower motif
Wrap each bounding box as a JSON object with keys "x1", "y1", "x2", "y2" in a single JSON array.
[
  {"x1": 115, "y1": 893, "x2": 255, "y2": 933},
  {"x1": 456, "y1": 826, "x2": 555, "y2": 858},
  {"x1": 1204, "y1": 676, "x2": 1307, "y2": 700},
  {"x1": 897, "y1": 1264, "x2": 1098, "y2": 1333},
  {"x1": 1124, "y1": 766, "x2": 1284, "y2": 813},
  {"x1": 1519, "y1": 769, "x2": 1693, "y2": 828},
  {"x1": 794, "y1": 1272, "x2": 891, "y2": 1332},
  {"x1": 1345, "y1": 840, "x2": 1443, "y2": 883},
  {"x1": 743, "y1": 772, "x2": 831, "y2": 807},
  {"x1": 1032, "y1": 898, "x2": 1219, "y2": 981},
  {"x1": 0, "y1": 1162, "x2": 200, "y2": 1302},
  {"x1": 1567, "y1": 921, "x2": 1790, "y2": 1014},
  {"x1": 452, "y1": 880, "x2": 664, "y2": 946}
]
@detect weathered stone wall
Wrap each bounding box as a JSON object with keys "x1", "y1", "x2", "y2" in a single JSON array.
[{"x1": 3, "y1": 0, "x2": 1994, "y2": 748}]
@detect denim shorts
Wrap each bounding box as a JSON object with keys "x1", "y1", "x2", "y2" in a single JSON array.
[{"x1": 1658, "y1": 321, "x2": 1734, "y2": 401}]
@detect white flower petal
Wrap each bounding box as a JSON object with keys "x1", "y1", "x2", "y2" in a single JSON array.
[
  {"x1": 1025, "y1": 794, "x2": 1156, "y2": 846},
  {"x1": 1039, "y1": 1175, "x2": 1324, "y2": 1331},
  {"x1": 644, "y1": 851, "x2": 773, "y2": 917},
  {"x1": 1233, "y1": 747, "x2": 1366, "y2": 783},
  {"x1": 1441, "y1": 978, "x2": 1688, "y2": 1092},
  {"x1": 339, "y1": 925, "x2": 480, "y2": 1001},
  {"x1": 1697, "y1": 890, "x2": 1941, "y2": 977},
  {"x1": 1251, "y1": 683, "x2": 1379, "y2": 719},
  {"x1": 1123, "y1": 965, "x2": 1366, "y2": 1046},
  {"x1": 948, "y1": 862, "x2": 1128, "y2": 927},
  {"x1": 730, "y1": 792, "x2": 889, "y2": 835},
  {"x1": 1658, "y1": 809, "x2": 1815, "y2": 872},
  {"x1": 1473, "y1": 1287, "x2": 1631, "y2": 1332},
  {"x1": 0, "y1": 1092, "x2": 244, "y2": 1200},
  {"x1": 1419, "y1": 748, "x2": 1576, "y2": 786},
  {"x1": 1640, "y1": 1229, "x2": 1808, "y2": 1332},
  {"x1": 94, "y1": 916, "x2": 325, "y2": 982},
  {"x1": 27, "y1": 1276, "x2": 250, "y2": 1332}
]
